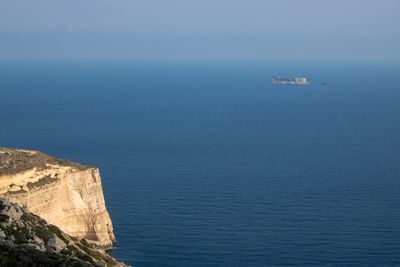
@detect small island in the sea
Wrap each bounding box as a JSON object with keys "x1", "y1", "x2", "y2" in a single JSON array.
[{"x1": 270, "y1": 76, "x2": 310, "y2": 85}]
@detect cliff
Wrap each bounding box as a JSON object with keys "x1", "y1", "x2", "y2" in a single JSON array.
[
  {"x1": 0, "y1": 147, "x2": 115, "y2": 249},
  {"x1": 0, "y1": 198, "x2": 127, "y2": 266}
]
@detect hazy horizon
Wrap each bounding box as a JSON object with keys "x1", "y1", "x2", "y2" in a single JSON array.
[{"x1": 1, "y1": 0, "x2": 399, "y2": 61}]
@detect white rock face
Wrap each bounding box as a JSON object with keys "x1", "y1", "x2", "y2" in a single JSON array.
[{"x1": 0, "y1": 148, "x2": 116, "y2": 248}]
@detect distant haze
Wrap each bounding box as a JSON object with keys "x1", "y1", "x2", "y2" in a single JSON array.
[{"x1": 0, "y1": 0, "x2": 399, "y2": 61}]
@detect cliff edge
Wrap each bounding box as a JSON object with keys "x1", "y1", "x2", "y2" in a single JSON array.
[{"x1": 0, "y1": 147, "x2": 115, "y2": 249}]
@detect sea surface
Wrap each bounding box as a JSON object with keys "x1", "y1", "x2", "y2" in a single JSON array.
[{"x1": 0, "y1": 61, "x2": 400, "y2": 266}]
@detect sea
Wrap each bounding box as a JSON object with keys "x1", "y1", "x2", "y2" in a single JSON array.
[{"x1": 0, "y1": 60, "x2": 399, "y2": 266}]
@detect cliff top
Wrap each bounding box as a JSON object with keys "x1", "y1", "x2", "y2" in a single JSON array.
[
  {"x1": 0, "y1": 147, "x2": 93, "y2": 177},
  {"x1": 0, "y1": 198, "x2": 127, "y2": 266}
]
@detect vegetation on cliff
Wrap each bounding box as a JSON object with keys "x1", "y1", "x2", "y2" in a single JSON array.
[{"x1": 0, "y1": 147, "x2": 91, "y2": 177}]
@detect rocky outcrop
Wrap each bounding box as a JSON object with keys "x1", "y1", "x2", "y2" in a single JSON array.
[
  {"x1": 0, "y1": 147, "x2": 115, "y2": 249},
  {"x1": 270, "y1": 76, "x2": 310, "y2": 85},
  {"x1": 0, "y1": 198, "x2": 127, "y2": 266}
]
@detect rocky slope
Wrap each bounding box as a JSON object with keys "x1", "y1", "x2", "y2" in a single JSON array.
[
  {"x1": 0, "y1": 147, "x2": 115, "y2": 249},
  {"x1": 0, "y1": 198, "x2": 126, "y2": 266}
]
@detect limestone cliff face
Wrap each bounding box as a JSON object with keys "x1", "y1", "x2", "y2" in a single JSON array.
[{"x1": 0, "y1": 147, "x2": 116, "y2": 249}]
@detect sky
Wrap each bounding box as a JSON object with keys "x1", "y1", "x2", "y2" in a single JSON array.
[{"x1": 0, "y1": 0, "x2": 399, "y2": 61}]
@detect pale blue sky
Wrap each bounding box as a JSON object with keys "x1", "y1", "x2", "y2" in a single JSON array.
[{"x1": 0, "y1": 0, "x2": 399, "y2": 61}]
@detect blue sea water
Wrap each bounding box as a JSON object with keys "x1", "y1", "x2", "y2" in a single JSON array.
[{"x1": 0, "y1": 61, "x2": 400, "y2": 266}]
